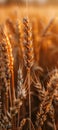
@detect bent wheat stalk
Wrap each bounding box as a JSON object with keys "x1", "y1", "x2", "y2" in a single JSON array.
[{"x1": 36, "y1": 69, "x2": 58, "y2": 129}]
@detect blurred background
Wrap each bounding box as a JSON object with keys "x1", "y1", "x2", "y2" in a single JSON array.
[{"x1": 0, "y1": 0, "x2": 58, "y2": 5}]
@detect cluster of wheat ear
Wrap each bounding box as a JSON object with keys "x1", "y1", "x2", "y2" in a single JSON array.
[{"x1": 0, "y1": 16, "x2": 58, "y2": 130}]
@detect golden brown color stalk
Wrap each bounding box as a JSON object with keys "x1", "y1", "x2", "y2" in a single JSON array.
[
  {"x1": 36, "y1": 69, "x2": 58, "y2": 128},
  {"x1": 0, "y1": 41, "x2": 12, "y2": 129},
  {"x1": 23, "y1": 17, "x2": 34, "y2": 130},
  {"x1": 5, "y1": 29, "x2": 15, "y2": 106}
]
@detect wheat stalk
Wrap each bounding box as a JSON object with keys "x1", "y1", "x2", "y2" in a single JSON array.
[
  {"x1": 36, "y1": 69, "x2": 58, "y2": 129},
  {"x1": 0, "y1": 41, "x2": 12, "y2": 129},
  {"x1": 23, "y1": 17, "x2": 34, "y2": 130},
  {"x1": 17, "y1": 66, "x2": 28, "y2": 100}
]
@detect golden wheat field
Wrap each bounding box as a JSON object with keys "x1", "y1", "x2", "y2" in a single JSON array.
[{"x1": 0, "y1": 4, "x2": 58, "y2": 130}]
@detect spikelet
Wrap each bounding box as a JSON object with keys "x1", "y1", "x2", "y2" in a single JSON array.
[
  {"x1": 47, "y1": 68, "x2": 58, "y2": 89},
  {"x1": 17, "y1": 67, "x2": 28, "y2": 100},
  {"x1": 36, "y1": 69, "x2": 58, "y2": 127},
  {"x1": 19, "y1": 118, "x2": 35, "y2": 130},
  {"x1": 0, "y1": 96, "x2": 11, "y2": 130},
  {"x1": 49, "y1": 105, "x2": 55, "y2": 123},
  {"x1": 23, "y1": 17, "x2": 34, "y2": 70},
  {"x1": 48, "y1": 105, "x2": 57, "y2": 130},
  {"x1": 0, "y1": 114, "x2": 5, "y2": 129},
  {"x1": 19, "y1": 118, "x2": 26, "y2": 130},
  {"x1": 54, "y1": 87, "x2": 58, "y2": 104},
  {"x1": 33, "y1": 80, "x2": 45, "y2": 102}
]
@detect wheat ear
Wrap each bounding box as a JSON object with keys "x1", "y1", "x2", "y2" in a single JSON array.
[
  {"x1": 23, "y1": 17, "x2": 34, "y2": 130},
  {"x1": 36, "y1": 69, "x2": 58, "y2": 128}
]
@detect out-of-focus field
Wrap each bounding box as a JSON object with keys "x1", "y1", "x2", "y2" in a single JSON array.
[{"x1": 0, "y1": 5, "x2": 58, "y2": 23}]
